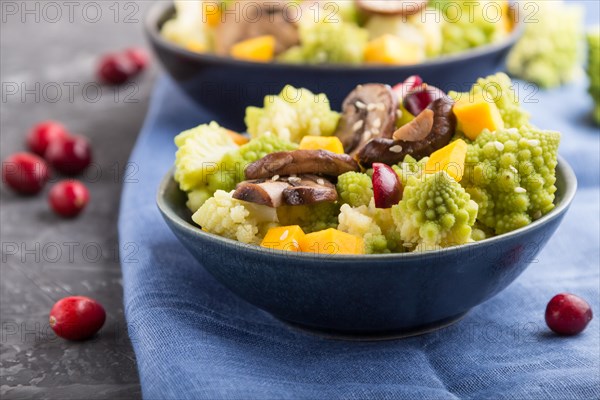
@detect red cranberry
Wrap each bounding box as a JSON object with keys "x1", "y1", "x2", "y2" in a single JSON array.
[
  {"x1": 392, "y1": 75, "x2": 423, "y2": 100},
  {"x1": 49, "y1": 296, "x2": 106, "y2": 341},
  {"x1": 45, "y1": 135, "x2": 92, "y2": 175},
  {"x1": 545, "y1": 293, "x2": 593, "y2": 336},
  {"x1": 97, "y1": 52, "x2": 138, "y2": 85},
  {"x1": 49, "y1": 180, "x2": 90, "y2": 218},
  {"x1": 403, "y1": 84, "x2": 447, "y2": 116},
  {"x1": 26, "y1": 121, "x2": 69, "y2": 156},
  {"x1": 372, "y1": 163, "x2": 403, "y2": 208},
  {"x1": 124, "y1": 47, "x2": 149, "y2": 72},
  {"x1": 2, "y1": 153, "x2": 49, "y2": 195}
]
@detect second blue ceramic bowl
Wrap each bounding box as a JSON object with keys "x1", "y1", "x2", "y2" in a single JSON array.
[
  {"x1": 157, "y1": 157, "x2": 576, "y2": 338},
  {"x1": 145, "y1": 3, "x2": 523, "y2": 131}
]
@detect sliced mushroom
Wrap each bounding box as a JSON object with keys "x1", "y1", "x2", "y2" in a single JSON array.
[
  {"x1": 334, "y1": 84, "x2": 398, "y2": 154},
  {"x1": 244, "y1": 150, "x2": 359, "y2": 180},
  {"x1": 232, "y1": 179, "x2": 291, "y2": 207},
  {"x1": 283, "y1": 175, "x2": 337, "y2": 205},
  {"x1": 356, "y1": 97, "x2": 457, "y2": 166},
  {"x1": 392, "y1": 109, "x2": 434, "y2": 142},
  {"x1": 356, "y1": 0, "x2": 428, "y2": 16},
  {"x1": 233, "y1": 175, "x2": 338, "y2": 207},
  {"x1": 215, "y1": 1, "x2": 299, "y2": 56}
]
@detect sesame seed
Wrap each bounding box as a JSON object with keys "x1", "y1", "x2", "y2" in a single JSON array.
[
  {"x1": 271, "y1": 175, "x2": 280, "y2": 181},
  {"x1": 289, "y1": 176, "x2": 301, "y2": 183},
  {"x1": 376, "y1": 102, "x2": 386, "y2": 111},
  {"x1": 367, "y1": 103, "x2": 377, "y2": 111},
  {"x1": 527, "y1": 139, "x2": 540, "y2": 146},
  {"x1": 510, "y1": 165, "x2": 518, "y2": 173},
  {"x1": 352, "y1": 120, "x2": 364, "y2": 132},
  {"x1": 397, "y1": 110, "x2": 403, "y2": 118},
  {"x1": 317, "y1": 178, "x2": 325, "y2": 185},
  {"x1": 494, "y1": 141, "x2": 504, "y2": 151},
  {"x1": 373, "y1": 118, "x2": 382, "y2": 128},
  {"x1": 389, "y1": 145, "x2": 403, "y2": 153},
  {"x1": 515, "y1": 187, "x2": 527, "y2": 194},
  {"x1": 533, "y1": 211, "x2": 542, "y2": 219},
  {"x1": 355, "y1": 101, "x2": 366, "y2": 109},
  {"x1": 279, "y1": 230, "x2": 289, "y2": 241},
  {"x1": 371, "y1": 128, "x2": 380, "y2": 136}
]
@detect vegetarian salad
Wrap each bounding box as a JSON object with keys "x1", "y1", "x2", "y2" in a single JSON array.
[
  {"x1": 162, "y1": 0, "x2": 513, "y2": 65},
  {"x1": 173, "y1": 73, "x2": 561, "y2": 255}
]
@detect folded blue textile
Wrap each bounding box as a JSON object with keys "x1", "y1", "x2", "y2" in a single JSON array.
[{"x1": 119, "y1": 34, "x2": 600, "y2": 400}]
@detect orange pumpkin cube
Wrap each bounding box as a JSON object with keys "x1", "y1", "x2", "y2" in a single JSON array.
[
  {"x1": 299, "y1": 228, "x2": 364, "y2": 255},
  {"x1": 261, "y1": 225, "x2": 305, "y2": 252}
]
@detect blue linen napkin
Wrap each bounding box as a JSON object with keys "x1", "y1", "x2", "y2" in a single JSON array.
[{"x1": 119, "y1": 20, "x2": 600, "y2": 400}]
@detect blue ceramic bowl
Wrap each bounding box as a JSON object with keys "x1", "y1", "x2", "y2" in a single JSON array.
[
  {"x1": 145, "y1": 3, "x2": 523, "y2": 131},
  {"x1": 157, "y1": 157, "x2": 576, "y2": 338}
]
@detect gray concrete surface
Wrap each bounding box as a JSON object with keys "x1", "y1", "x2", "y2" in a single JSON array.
[{"x1": 1, "y1": 2, "x2": 158, "y2": 398}]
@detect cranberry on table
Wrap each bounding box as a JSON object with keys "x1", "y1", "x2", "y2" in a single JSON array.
[
  {"x1": 49, "y1": 296, "x2": 106, "y2": 341},
  {"x1": 45, "y1": 135, "x2": 92, "y2": 175},
  {"x1": 372, "y1": 163, "x2": 403, "y2": 209},
  {"x1": 545, "y1": 293, "x2": 593, "y2": 336},
  {"x1": 124, "y1": 47, "x2": 149, "y2": 72},
  {"x1": 26, "y1": 121, "x2": 69, "y2": 156},
  {"x1": 49, "y1": 180, "x2": 89, "y2": 218},
  {"x1": 97, "y1": 52, "x2": 139, "y2": 85},
  {"x1": 2, "y1": 152, "x2": 49, "y2": 195}
]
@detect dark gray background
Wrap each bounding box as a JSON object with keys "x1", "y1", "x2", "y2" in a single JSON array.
[{"x1": 1, "y1": 2, "x2": 158, "y2": 398}]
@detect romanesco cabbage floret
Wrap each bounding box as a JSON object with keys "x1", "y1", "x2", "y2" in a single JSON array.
[
  {"x1": 277, "y1": 203, "x2": 340, "y2": 234},
  {"x1": 588, "y1": 28, "x2": 600, "y2": 124},
  {"x1": 206, "y1": 135, "x2": 298, "y2": 195},
  {"x1": 432, "y1": 0, "x2": 509, "y2": 55},
  {"x1": 338, "y1": 202, "x2": 403, "y2": 254},
  {"x1": 507, "y1": 1, "x2": 583, "y2": 88},
  {"x1": 462, "y1": 126, "x2": 561, "y2": 234},
  {"x1": 336, "y1": 172, "x2": 373, "y2": 208},
  {"x1": 279, "y1": 20, "x2": 369, "y2": 65},
  {"x1": 245, "y1": 86, "x2": 340, "y2": 143},
  {"x1": 391, "y1": 171, "x2": 479, "y2": 251},
  {"x1": 392, "y1": 155, "x2": 428, "y2": 187},
  {"x1": 192, "y1": 190, "x2": 278, "y2": 244},
  {"x1": 174, "y1": 122, "x2": 238, "y2": 192},
  {"x1": 449, "y1": 73, "x2": 530, "y2": 129}
]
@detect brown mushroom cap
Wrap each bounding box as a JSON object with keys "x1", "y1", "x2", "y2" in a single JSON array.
[
  {"x1": 215, "y1": 1, "x2": 299, "y2": 56},
  {"x1": 356, "y1": 97, "x2": 457, "y2": 166},
  {"x1": 232, "y1": 175, "x2": 337, "y2": 207},
  {"x1": 244, "y1": 150, "x2": 359, "y2": 180},
  {"x1": 283, "y1": 175, "x2": 337, "y2": 205},
  {"x1": 356, "y1": 0, "x2": 428, "y2": 16},
  {"x1": 334, "y1": 84, "x2": 398, "y2": 154}
]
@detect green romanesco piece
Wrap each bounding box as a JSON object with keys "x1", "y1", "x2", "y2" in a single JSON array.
[
  {"x1": 392, "y1": 171, "x2": 479, "y2": 251},
  {"x1": 174, "y1": 122, "x2": 238, "y2": 192},
  {"x1": 450, "y1": 73, "x2": 530, "y2": 129},
  {"x1": 462, "y1": 126, "x2": 561, "y2": 234},
  {"x1": 392, "y1": 155, "x2": 428, "y2": 187},
  {"x1": 192, "y1": 190, "x2": 278, "y2": 244},
  {"x1": 277, "y1": 202, "x2": 340, "y2": 234},
  {"x1": 336, "y1": 172, "x2": 373, "y2": 208},
  {"x1": 588, "y1": 28, "x2": 600, "y2": 124},
  {"x1": 206, "y1": 135, "x2": 298, "y2": 195},
  {"x1": 279, "y1": 20, "x2": 369, "y2": 65},
  {"x1": 337, "y1": 202, "x2": 403, "y2": 254},
  {"x1": 507, "y1": 1, "x2": 584, "y2": 88},
  {"x1": 432, "y1": 0, "x2": 509, "y2": 55},
  {"x1": 245, "y1": 85, "x2": 340, "y2": 143}
]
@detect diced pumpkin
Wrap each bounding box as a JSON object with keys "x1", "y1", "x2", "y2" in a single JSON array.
[
  {"x1": 230, "y1": 35, "x2": 276, "y2": 62},
  {"x1": 226, "y1": 130, "x2": 249, "y2": 146},
  {"x1": 261, "y1": 225, "x2": 305, "y2": 252},
  {"x1": 201, "y1": 2, "x2": 221, "y2": 27},
  {"x1": 453, "y1": 94, "x2": 505, "y2": 140},
  {"x1": 299, "y1": 136, "x2": 345, "y2": 154},
  {"x1": 364, "y1": 34, "x2": 424, "y2": 66},
  {"x1": 425, "y1": 139, "x2": 468, "y2": 182},
  {"x1": 186, "y1": 40, "x2": 207, "y2": 53},
  {"x1": 299, "y1": 228, "x2": 364, "y2": 255}
]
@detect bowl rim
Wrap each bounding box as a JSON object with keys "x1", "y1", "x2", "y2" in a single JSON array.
[
  {"x1": 156, "y1": 156, "x2": 577, "y2": 262},
  {"x1": 144, "y1": 2, "x2": 524, "y2": 72}
]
